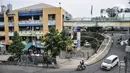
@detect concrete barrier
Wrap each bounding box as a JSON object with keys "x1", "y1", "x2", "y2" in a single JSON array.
[{"x1": 0, "y1": 55, "x2": 11, "y2": 61}]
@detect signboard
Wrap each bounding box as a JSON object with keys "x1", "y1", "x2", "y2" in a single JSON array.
[
  {"x1": 18, "y1": 10, "x2": 42, "y2": 16},
  {"x1": 125, "y1": 46, "x2": 130, "y2": 52},
  {"x1": 119, "y1": 61, "x2": 125, "y2": 68},
  {"x1": 7, "y1": 14, "x2": 15, "y2": 17},
  {"x1": 77, "y1": 27, "x2": 80, "y2": 32},
  {"x1": 66, "y1": 12, "x2": 71, "y2": 20},
  {"x1": 6, "y1": 10, "x2": 15, "y2": 17}
]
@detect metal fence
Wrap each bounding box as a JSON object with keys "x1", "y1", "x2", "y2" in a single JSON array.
[
  {"x1": 65, "y1": 51, "x2": 85, "y2": 59},
  {"x1": 18, "y1": 55, "x2": 57, "y2": 68}
]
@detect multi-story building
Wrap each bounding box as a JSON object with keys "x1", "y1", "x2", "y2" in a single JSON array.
[
  {"x1": 0, "y1": 3, "x2": 71, "y2": 45},
  {"x1": 1, "y1": 5, "x2": 7, "y2": 12}
]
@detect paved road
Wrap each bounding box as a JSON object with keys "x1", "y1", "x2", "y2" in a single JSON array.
[
  {"x1": 46, "y1": 33, "x2": 127, "y2": 73},
  {"x1": 0, "y1": 33, "x2": 127, "y2": 73}
]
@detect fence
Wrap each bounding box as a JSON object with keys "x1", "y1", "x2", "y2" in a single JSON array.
[
  {"x1": 60, "y1": 50, "x2": 94, "y2": 60},
  {"x1": 18, "y1": 55, "x2": 57, "y2": 68},
  {"x1": 65, "y1": 51, "x2": 85, "y2": 59}
]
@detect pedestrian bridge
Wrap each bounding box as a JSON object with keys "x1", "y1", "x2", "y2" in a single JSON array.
[{"x1": 64, "y1": 20, "x2": 130, "y2": 27}]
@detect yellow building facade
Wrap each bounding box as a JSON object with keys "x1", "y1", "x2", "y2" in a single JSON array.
[{"x1": 0, "y1": 3, "x2": 71, "y2": 45}]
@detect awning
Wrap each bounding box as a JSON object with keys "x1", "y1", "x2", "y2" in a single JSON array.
[
  {"x1": 23, "y1": 42, "x2": 47, "y2": 51},
  {"x1": 18, "y1": 10, "x2": 42, "y2": 16},
  {"x1": 19, "y1": 23, "x2": 43, "y2": 27}
]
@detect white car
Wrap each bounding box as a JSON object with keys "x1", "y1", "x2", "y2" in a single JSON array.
[
  {"x1": 101, "y1": 55, "x2": 119, "y2": 70},
  {"x1": 120, "y1": 40, "x2": 128, "y2": 46},
  {"x1": 84, "y1": 42, "x2": 91, "y2": 47}
]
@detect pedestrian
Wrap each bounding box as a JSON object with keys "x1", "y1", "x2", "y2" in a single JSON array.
[{"x1": 124, "y1": 56, "x2": 127, "y2": 63}]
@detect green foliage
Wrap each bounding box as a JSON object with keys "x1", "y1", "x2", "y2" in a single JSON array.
[
  {"x1": 81, "y1": 32, "x2": 104, "y2": 52},
  {"x1": 106, "y1": 8, "x2": 118, "y2": 18},
  {"x1": 86, "y1": 27, "x2": 103, "y2": 32},
  {"x1": 8, "y1": 31, "x2": 25, "y2": 61},
  {"x1": 43, "y1": 27, "x2": 73, "y2": 57},
  {"x1": 90, "y1": 40, "x2": 98, "y2": 49},
  {"x1": 8, "y1": 56, "x2": 15, "y2": 61}
]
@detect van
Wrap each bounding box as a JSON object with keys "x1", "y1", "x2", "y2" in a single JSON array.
[{"x1": 101, "y1": 55, "x2": 119, "y2": 70}]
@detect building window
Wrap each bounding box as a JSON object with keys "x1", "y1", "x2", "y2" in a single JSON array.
[
  {"x1": 48, "y1": 14, "x2": 56, "y2": 20},
  {"x1": 0, "y1": 18, "x2": 4, "y2": 22},
  {"x1": 34, "y1": 15, "x2": 40, "y2": 20},
  {"x1": 8, "y1": 17, "x2": 14, "y2": 22}
]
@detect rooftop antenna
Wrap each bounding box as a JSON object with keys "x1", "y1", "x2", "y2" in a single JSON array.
[{"x1": 59, "y1": 2, "x2": 61, "y2": 8}]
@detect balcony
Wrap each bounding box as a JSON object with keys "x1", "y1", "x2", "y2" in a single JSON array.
[
  {"x1": 0, "y1": 22, "x2": 14, "y2": 27},
  {"x1": 19, "y1": 20, "x2": 43, "y2": 27},
  {"x1": 18, "y1": 31, "x2": 43, "y2": 36},
  {"x1": 8, "y1": 22, "x2": 14, "y2": 27},
  {"x1": 0, "y1": 31, "x2": 5, "y2": 36},
  {"x1": 0, "y1": 22, "x2": 4, "y2": 27},
  {"x1": 0, "y1": 41, "x2": 5, "y2": 45},
  {"x1": 9, "y1": 32, "x2": 14, "y2": 36},
  {"x1": 48, "y1": 20, "x2": 56, "y2": 25}
]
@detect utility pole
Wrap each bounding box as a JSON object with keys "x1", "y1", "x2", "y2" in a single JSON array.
[{"x1": 125, "y1": 43, "x2": 130, "y2": 73}]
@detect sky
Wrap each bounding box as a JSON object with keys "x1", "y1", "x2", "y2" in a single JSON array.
[{"x1": 0, "y1": 0, "x2": 129, "y2": 18}]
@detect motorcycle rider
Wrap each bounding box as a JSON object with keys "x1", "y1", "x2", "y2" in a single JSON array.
[
  {"x1": 120, "y1": 36, "x2": 122, "y2": 41},
  {"x1": 80, "y1": 60, "x2": 85, "y2": 68}
]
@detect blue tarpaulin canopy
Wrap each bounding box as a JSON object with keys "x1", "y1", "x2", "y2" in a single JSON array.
[
  {"x1": 23, "y1": 42, "x2": 48, "y2": 51},
  {"x1": 18, "y1": 10, "x2": 42, "y2": 16},
  {"x1": 19, "y1": 23, "x2": 43, "y2": 27}
]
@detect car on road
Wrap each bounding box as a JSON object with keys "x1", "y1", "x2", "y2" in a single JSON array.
[
  {"x1": 101, "y1": 55, "x2": 119, "y2": 70},
  {"x1": 84, "y1": 42, "x2": 91, "y2": 47},
  {"x1": 120, "y1": 40, "x2": 128, "y2": 46}
]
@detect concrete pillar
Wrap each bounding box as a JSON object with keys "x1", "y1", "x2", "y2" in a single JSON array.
[
  {"x1": 56, "y1": 8, "x2": 62, "y2": 32},
  {"x1": 42, "y1": 9, "x2": 48, "y2": 36},
  {"x1": 71, "y1": 26, "x2": 73, "y2": 39},
  {"x1": 14, "y1": 10, "x2": 19, "y2": 31},
  {"x1": 4, "y1": 12, "x2": 9, "y2": 45},
  {"x1": 40, "y1": 16, "x2": 42, "y2": 21},
  {"x1": 77, "y1": 27, "x2": 81, "y2": 50},
  {"x1": 127, "y1": 27, "x2": 130, "y2": 38},
  {"x1": 32, "y1": 16, "x2": 34, "y2": 20}
]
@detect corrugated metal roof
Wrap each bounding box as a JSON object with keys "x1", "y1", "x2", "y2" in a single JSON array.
[{"x1": 17, "y1": 3, "x2": 55, "y2": 10}]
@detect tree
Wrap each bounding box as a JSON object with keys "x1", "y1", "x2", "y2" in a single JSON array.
[
  {"x1": 106, "y1": 8, "x2": 118, "y2": 18},
  {"x1": 43, "y1": 27, "x2": 73, "y2": 57},
  {"x1": 86, "y1": 26, "x2": 103, "y2": 32},
  {"x1": 8, "y1": 31, "x2": 25, "y2": 61},
  {"x1": 59, "y1": 29, "x2": 73, "y2": 52}
]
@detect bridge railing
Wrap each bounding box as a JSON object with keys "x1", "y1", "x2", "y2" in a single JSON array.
[{"x1": 64, "y1": 17, "x2": 130, "y2": 22}]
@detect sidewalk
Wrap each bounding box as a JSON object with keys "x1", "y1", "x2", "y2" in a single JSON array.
[{"x1": 58, "y1": 58, "x2": 81, "y2": 69}]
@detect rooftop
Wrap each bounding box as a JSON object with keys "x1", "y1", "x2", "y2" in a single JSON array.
[
  {"x1": 106, "y1": 55, "x2": 118, "y2": 60},
  {"x1": 16, "y1": 3, "x2": 55, "y2": 10}
]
